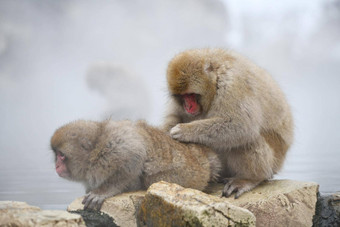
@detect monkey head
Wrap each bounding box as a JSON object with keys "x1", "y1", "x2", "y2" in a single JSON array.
[
  {"x1": 166, "y1": 50, "x2": 219, "y2": 116},
  {"x1": 50, "y1": 120, "x2": 99, "y2": 182}
]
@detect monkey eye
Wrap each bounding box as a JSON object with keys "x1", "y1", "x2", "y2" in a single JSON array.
[
  {"x1": 171, "y1": 94, "x2": 182, "y2": 103},
  {"x1": 56, "y1": 150, "x2": 66, "y2": 160},
  {"x1": 171, "y1": 94, "x2": 181, "y2": 99}
]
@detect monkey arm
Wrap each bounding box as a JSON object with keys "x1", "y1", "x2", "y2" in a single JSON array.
[
  {"x1": 82, "y1": 183, "x2": 120, "y2": 210},
  {"x1": 83, "y1": 146, "x2": 145, "y2": 210},
  {"x1": 162, "y1": 113, "x2": 182, "y2": 132},
  {"x1": 170, "y1": 116, "x2": 261, "y2": 151},
  {"x1": 82, "y1": 174, "x2": 141, "y2": 210}
]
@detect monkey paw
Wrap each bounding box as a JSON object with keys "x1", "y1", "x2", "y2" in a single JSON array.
[
  {"x1": 82, "y1": 192, "x2": 107, "y2": 210},
  {"x1": 170, "y1": 124, "x2": 191, "y2": 142},
  {"x1": 170, "y1": 124, "x2": 184, "y2": 140},
  {"x1": 222, "y1": 178, "x2": 260, "y2": 199}
]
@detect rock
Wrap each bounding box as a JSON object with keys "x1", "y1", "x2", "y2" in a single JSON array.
[
  {"x1": 0, "y1": 201, "x2": 85, "y2": 227},
  {"x1": 68, "y1": 191, "x2": 146, "y2": 227},
  {"x1": 0, "y1": 201, "x2": 41, "y2": 212},
  {"x1": 69, "y1": 209, "x2": 119, "y2": 227},
  {"x1": 206, "y1": 179, "x2": 319, "y2": 227},
  {"x1": 313, "y1": 192, "x2": 340, "y2": 226},
  {"x1": 137, "y1": 181, "x2": 256, "y2": 227},
  {"x1": 66, "y1": 180, "x2": 319, "y2": 226}
]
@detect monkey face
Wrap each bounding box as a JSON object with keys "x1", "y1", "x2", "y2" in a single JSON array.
[
  {"x1": 52, "y1": 144, "x2": 89, "y2": 182},
  {"x1": 182, "y1": 93, "x2": 201, "y2": 115},
  {"x1": 173, "y1": 93, "x2": 202, "y2": 116},
  {"x1": 54, "y1": 150, "x2": 70, "y2": 178},
  {"x1": 51, "y1": 120, "x2": 99, "y2": 182},
  {"x1": 167, "y1": 69, "x2": 216, "y2": 116},
  {"x1": 167, "y1": 50, "x2": 218, "y2": 116},
  {"x1": 169, "y1": 79, "x2": 215, "y2": 116},
  {"x1": 51, "y1": 133, "x2": 93, "y2": 182}
]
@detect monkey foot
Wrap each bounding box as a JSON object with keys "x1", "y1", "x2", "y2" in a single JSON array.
[
  {"x1": 221, "y1": 178, "x2": 261, "y2": 199},
  {"x1": 82, "y1": 192, "x2": 107, "y2": 210}
]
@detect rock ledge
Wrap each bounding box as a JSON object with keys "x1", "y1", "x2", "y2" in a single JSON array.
[
  {"x1": 1, "y1": 179, "x2": 320, "y2": 227},
  {"x1": 0, "y1": 201, "x2": 85, "y2": 227},
  {"x1": 138, "y1": 181, "x2": 255, "y2": 226}
]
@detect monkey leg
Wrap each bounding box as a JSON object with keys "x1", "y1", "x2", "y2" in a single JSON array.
[
  {"x1": 82, "y1": 177, "x2": 139, "y2": 210},
  {"x1": 221, "y1": 137, "x2": 275, "y2": 198}
]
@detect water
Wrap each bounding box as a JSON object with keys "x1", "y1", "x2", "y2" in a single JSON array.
[
  {"x1": 0, "y1": 0, "x2": 339, "y2": 209},
  {"x1": 0, "y1": 168, "x2": 81, "y2": 210}
]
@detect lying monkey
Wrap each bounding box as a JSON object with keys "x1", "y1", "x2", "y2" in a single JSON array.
[{"x1": 51, "y1": 120, "x2": 221, "y2": 210}]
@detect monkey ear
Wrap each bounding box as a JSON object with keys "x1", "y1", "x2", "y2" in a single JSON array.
[
  {"x1": 204, "y1": 62, "x2": 214, "y2": 73},
  {"x1": 80, "y1": 138, "x2": 94, "y2": 151}
]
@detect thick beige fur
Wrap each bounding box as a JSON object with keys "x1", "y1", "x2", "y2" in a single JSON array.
[
  {"x1": 163, "y1": 48, "x2": 294, "y2": 197},
  {"x1": 51, "y1": 119, "x2": 220, "y2": 210}
]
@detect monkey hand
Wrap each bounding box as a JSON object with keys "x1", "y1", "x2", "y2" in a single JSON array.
[
  {"x1": 170, "y1": 124, "x2": 193, "y2": 142},
  {"x1": 222, "y1": 178, "x2": 261, "y2": 199},
  {"x1": 170, "y1": 119, "x2": 226, "y2": 145},
  {"x1": 82, "y1": 192, "x2": 108, "y2": 210}
]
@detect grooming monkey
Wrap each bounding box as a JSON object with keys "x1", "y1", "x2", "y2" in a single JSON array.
[
  {"x1": 51, "y1": 120, "x2": 221, "y2": 210},
  {"x1": 163, "y1": 48, "x2": 294, "y2": 198}
]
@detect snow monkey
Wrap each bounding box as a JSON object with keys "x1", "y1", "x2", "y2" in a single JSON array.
[
  {"x1": 51, "y1": 120, "x2": 221, "y2": 210},
  {"x1": 163, "y1": 48, "x2": 294, "y2": 198}
]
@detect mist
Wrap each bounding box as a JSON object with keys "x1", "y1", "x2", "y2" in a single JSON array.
[{"x1": 0, "y1": 0, "x2": 339, "y2": 209}]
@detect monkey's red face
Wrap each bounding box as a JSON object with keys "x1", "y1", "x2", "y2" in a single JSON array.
[
  {"x1": 181, "y1": 93, "x2": 201, "y2": 116},
  {"x1": 55, "y1": 150, "x2": 70, "y2": 178}
]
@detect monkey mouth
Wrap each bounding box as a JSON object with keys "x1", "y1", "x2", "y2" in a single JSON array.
[
  {"x1": 184, "y1": 107, "x2": 200, "y2": 116},
  {"x1": 183, "y1": 93, "x2": 200, "y2": 115},
  {"x1": 56, "y1": 165, "x2": 70, "y2": 178},
  {"x1": 55, "y1": 150, "x2": 70, "y2": 178}
]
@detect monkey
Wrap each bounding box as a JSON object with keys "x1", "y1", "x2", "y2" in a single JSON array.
[
  {"x1": 162, "y1": 48, "x2": 294, "y2": 198},
  {"x1": 50, "y1": 119, "x2": 221, "y2": 210}
]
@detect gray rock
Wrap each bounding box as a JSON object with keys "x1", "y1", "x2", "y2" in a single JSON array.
[
  {"x1": 70, "y1": 209, "x2": 119, "y2": 227},
  {"x1": 68, "y1": 191, "x2": 146, "y2": 227},
  {"x1": 313, "y1": 192, "x2": 340, "y2": 227}
]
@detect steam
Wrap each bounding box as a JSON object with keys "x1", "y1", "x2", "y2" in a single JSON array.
[
  {"x1": 86, "y1": 62, "x2": 150, "y2": 120},
  {"x1": 0, "y1": 0, "x2": 228, "y2": 208},
  {"x1": 0, "y1": 0, "x2": 339, "y2": 209}
]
